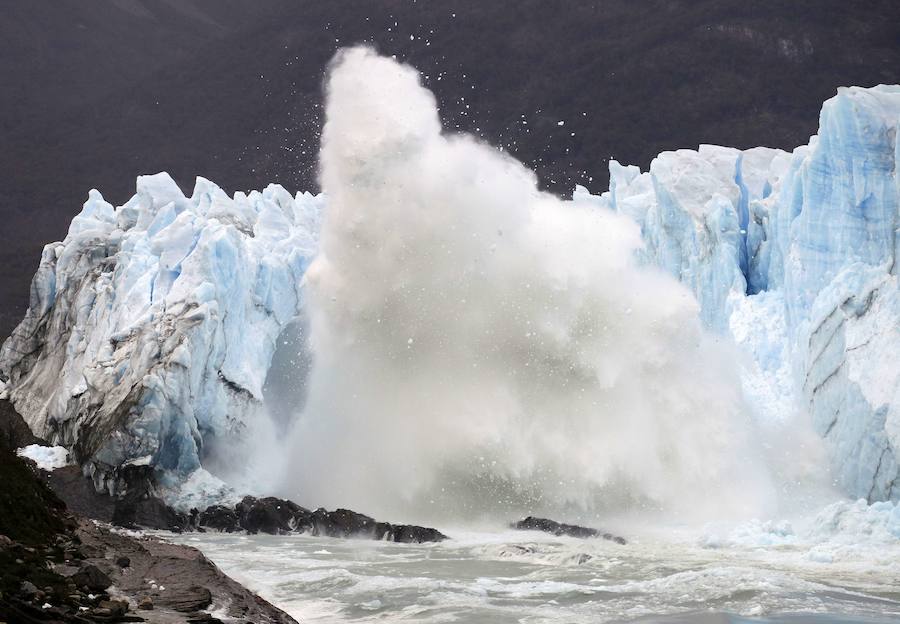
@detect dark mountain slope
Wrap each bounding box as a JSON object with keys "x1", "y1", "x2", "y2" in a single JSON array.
[{"x1": 1, "y1": 0, "x2": 898, "y2": 338}]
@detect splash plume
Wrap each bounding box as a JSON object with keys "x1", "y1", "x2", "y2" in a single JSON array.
[{"x1": 281, "y1": 47, "x2": 773, "y2": 522}]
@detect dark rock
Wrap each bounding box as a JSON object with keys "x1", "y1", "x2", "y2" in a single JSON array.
[
  {"x1": 70, "y1": 562, "x2": 112, "y2": 591},
  {"x1": 0, "y1": 398, "x2": 46, "y2": 450},
  {"x1": 512, "y1": 516, "x2": 626, "y2": 544},
  {"x1": 187, "y1": 614, "x2": 225, "y2": 624},
  {"x1": 236, "y1": 496, "x2": 312, "y2": 535},
  {"x1": 391, "y1": 525, "x2": 449, "y2": 543},
  {"x1": 47, "y1": 465, "x2": 116, "y2": 522},
  {"x1": 197, "y1": 504, "x2": 241, "y2": 533},
  {"x1": 116, "y1": 555, "x2": 131, "y2": 568},
  {"x1": 137, "y1": 595, "x2": 153, "y2": 610},
  {"x1": 0, "y1": 408, "x2": 70, "y2": 546},
  {"x1": 20, "y1": 580, "x2": 39, "y2": 597},
  {"x1": 98, "y1": 598, "x2": 129, "y2": 616},
  {"x1": 323, "y1": 508, "x2": 377, "y2": 537},
  {"x1": 309, "y1": 507, "x2": 375, "y2": 538},
  {"x1": 197, "y1": 498, "x2": 447, "y2": 543},
  {"x1": 159, "y1": 585, "x2": 213, "y2": 612},
  {"x1": 112, "y1": 488, "x2": 188, "y2": 532}
]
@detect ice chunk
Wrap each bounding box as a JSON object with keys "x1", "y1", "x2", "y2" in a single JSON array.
[{"x1": 17, "y1": 444, "x2": 69, "y2": 471}]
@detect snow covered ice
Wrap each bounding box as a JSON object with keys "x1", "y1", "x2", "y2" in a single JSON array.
[
  {"x1": 0, "y1": 45, "x2": 897, "y2": 518},
  {"x1": 16, "y1": 444, "x2": 70, "y2": 471}
]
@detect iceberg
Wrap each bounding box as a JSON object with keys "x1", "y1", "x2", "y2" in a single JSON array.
[{"x1": 0, "y1": 173, "x2": 322, "y2": 496}]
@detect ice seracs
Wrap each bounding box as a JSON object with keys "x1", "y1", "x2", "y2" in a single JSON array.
[
  {"x1": 1, "y1": 78, "x2": 897, "y2": 509},
  {"x1": 583, "y1": 85, "x2": 900, "y2": 502},
  {"x1": 0, "y1": 173, "x2": 322, "y2": 499}
]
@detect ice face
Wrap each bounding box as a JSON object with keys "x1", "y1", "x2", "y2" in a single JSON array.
[
  {"x1": 0, "y1": 173, "x2": 322, "y2": 497},
  {"x1": 597, "y1": 85, "x2": 900, "y2": 502},
  {"x1": 1, "y1": 68, "x2": 896, "y2": 509}
]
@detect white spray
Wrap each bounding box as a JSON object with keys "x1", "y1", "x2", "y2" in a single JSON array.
[{"x1": 280, "y1": 47, "x2": 775, "y2": 524}]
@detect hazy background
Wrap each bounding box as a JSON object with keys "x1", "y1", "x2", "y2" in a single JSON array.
[{"x1": 2, "y1": 0, "x2": 899, "y2": 338}]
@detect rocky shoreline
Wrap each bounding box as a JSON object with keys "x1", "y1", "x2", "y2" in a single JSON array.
[
  {"x1": 0, "y1": 401, "x2": 296, "y2": 624},
  {"x1": 2, "y1": 397, "x2": 627, "y2": 622}
]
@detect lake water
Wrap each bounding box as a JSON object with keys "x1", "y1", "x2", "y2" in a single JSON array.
[{"x1": 169, "y1": 504, "x2": 900, "y2": 623}]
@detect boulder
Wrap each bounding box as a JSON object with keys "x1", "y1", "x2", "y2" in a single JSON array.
[
  {"x1": 390, "y1": 524, "x2": 448, "y2": 543},
  {"x1": 197, "y1": 505, "x2": 241, "y2": 533},
  {"x1": 511, "y1": 516, "x2": 626, "y2": 544},
  {"x1": 70, "y1": 563, "x2": 112, "y2": 591}
]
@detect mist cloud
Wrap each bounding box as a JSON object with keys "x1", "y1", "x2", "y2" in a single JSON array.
[{"x1": 280, "y1": 47, "x2": 774, "y2": 523}]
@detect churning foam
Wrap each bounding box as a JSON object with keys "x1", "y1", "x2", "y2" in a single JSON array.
[{"x1": 280, "y1": 47, "x2": 775, "y2": 523}]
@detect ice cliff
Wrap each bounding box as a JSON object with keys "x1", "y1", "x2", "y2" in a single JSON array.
[
  {"x1": 1, "y1": 84, "x2": 897, "y2": 507},
  {"x1": 580, "y1": 85, "x2": 900, "y2": 501},
  {"x1": 0, "y1": 173, "x2": 321, "y2": 496}
]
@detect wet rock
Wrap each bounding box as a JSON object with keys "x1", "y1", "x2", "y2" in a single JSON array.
[
  {"x1": 310, "y1": 507, "x2": 375, "y2": 538},
  {"x1": 98, "y1": 598, "x2": 129, "y2": 616},
  {"x1": 112, "y1": 489, "x2": 187, "y2": 532},
  {"x1": 197, "y1": 497, "x2": 447, "y2": 542},
  {"x1": 511, "y1": 516, "x2": 627, "y2": 544},
  {"x1": 197, "y1": 505, "x2": 240, "y2": 532},
  {"x1": 70, "y1": 562, "x2": 112, "y2": 591},
  {"x1": 391, "y1": 525, "x2": 449, "y2": 543},
  {"x1": 187, "y1": 613, "x2": 225, "y2": 623},
  {"x1": 235, "y1": 496, "x2": 312, "y2": 535},
  {"x1": 159, "y1": 585, "x2": 213, "y2": 612},
  {"x1": 20, "y1": 580, "x2": 39, "y2": 597}
]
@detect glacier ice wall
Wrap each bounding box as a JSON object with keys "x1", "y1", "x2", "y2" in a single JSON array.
[
  {"x1": 1, "y1": 65, "x2": 896, "y2": 510},
  {"x1": 589, "y1": 85, "x2": 900, "y2": 502},
  {"x1": 0, "y1": 173, "x2": 321, "y2": 495}
]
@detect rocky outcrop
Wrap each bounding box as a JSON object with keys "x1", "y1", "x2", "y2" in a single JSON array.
[
  {"x1": 0, "y1": 417, "x2": 296, "y2": 624},
  {"x1": 0, "y1": 398, "x2": 45, "y2": 450},
  {"x1": 198, "y1": 496, "x2": 448, "y2": 543},
  {"x1": 512, "y1": 516, "x2": 627, "y2": 544}
]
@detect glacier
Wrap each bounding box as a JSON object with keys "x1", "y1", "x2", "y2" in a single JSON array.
[
  {"x1": 580, "y1": 85, "x2": 900, "y2": 502},
  {"x1": 0, "y1": 172, "x2": 322, "y2": 498},
  {"x1": 0, "y1": 83, "x2": 897, "y2": 508}
]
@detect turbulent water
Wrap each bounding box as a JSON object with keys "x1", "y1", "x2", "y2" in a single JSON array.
[
  {"x1": 280, "y1": 46, "x2": 781, "y2": 524},
  {"x1": 168, "y1": 49, "x2": 899, "y2": 624},
  {"x1": 170, "y1": 507, "x2": 900, "y2": 623}
]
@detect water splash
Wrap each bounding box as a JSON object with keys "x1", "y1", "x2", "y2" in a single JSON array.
[{"x1": 279, "y1": 47, "x2": 775, "y2": 523}]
